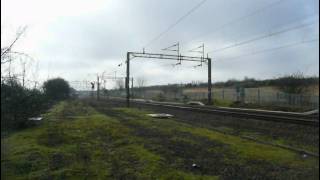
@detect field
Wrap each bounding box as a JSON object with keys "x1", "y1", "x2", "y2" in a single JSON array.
[{"x1": 1, "y1": 100, "x2": 319, "y2": 179}]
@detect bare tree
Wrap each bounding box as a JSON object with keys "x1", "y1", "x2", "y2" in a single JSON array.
[
  {"x1": 1, "y1": 26, "x2": 39, "y2": 88},
  {"x1": 1, "y1": 26, "x2": 29, "y2": 83},
  {"x1": 1, "y1": 26, "x2": 27, "y2": 64}
]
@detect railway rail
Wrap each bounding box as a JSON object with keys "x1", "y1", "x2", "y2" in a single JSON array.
[{"x1": 109, "y1": 97, "x2": 319, "y2": 126}]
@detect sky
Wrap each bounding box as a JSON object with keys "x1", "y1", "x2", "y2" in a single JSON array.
[{"x1": 1, "y1": 0, "x2": 319, "y2": 89}]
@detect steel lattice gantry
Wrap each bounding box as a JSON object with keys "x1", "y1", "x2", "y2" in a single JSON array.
[{"x1": 125, "y1": 51, "x2": 212, "y2": 107}]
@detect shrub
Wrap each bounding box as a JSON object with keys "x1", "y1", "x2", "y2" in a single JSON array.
[
  {"x1": 182, "y1": 95, "x2": 190, "y2": 103},
  {"x1": 156, "y1": 93, "x2": 166, "y2": 102},
  {"x1": 43, "y1": 78, "x2": 71, "y2": 102},
  {"x1": 1, "y1": 79, "x2": 48, "y2": 130},
  {"x1": 275, "y1": 72, "x2": 312, "y2": 94}
]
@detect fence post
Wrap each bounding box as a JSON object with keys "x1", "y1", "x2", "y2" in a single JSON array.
[
  {"x1": 207, "y1": 58, "x2": 212, "y2": 105},
  {"x1": 257, "y1": 88, "x2": 260, "y2": 105},
  {"x1": 222, "y1": 88, "x2": 225, "y2": 100},
  {"x1": 289, "y1": 94, "x2": 293, "y2": 106},
  {"x1": 275, "y1": 92, "x2": 279, "y2": 106},
  {"x1": 299, "y1": 94, "x2": 303, "y2": 108},
  {"x1": 126, "y1": 52, "x2": 130, "y2": 107}
]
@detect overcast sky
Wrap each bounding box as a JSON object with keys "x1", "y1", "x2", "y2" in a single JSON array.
[{"x1": 1, "y1": 0, "x2": 319, "y2": 89}]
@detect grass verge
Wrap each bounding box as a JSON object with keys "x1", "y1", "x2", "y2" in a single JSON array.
[{"x1": 1, "y1": 100, "x2": 318, "y2": 179}]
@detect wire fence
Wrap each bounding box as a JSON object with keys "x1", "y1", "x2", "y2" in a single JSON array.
[
  {"x1": 81, "y1": 86, "x2": 319, "y2": 110},
  {"x1": 126, "y1": 87, "x2": 319, "y2": 110},
  {"x1": 186, "y1": 88, "x2": 318, "y2": 109}
]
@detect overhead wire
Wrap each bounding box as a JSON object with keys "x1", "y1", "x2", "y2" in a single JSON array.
[
  {"x1": 208, "y1": 20, "x2": 318, "y2": 54},
  {"x1": 143, "y1": 0, "x2": 207, "y2": 49},
  {"x1": 123, "y1": 0, "x2": 318, "y2": 78},
  {"x1": 216, "y1": 38, "x2": 319, "y2": 61},
  {"x1": 181, "y1": 0, "x2": 287, "y2": 46}
]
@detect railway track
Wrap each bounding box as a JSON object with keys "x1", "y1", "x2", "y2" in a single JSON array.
[{"x1": 109, "y1": 98, "x2": 319, "y2": 126}]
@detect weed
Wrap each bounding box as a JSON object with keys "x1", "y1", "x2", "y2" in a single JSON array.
[{"x1": 37, "y1": 125, "x2": 68, "y2": 147}]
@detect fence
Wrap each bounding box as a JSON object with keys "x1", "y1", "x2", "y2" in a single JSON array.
[
  {"x1": 185, "y1": 88, "x2": 318, "y2": 109},
  {"x1": 129, "y1": 88, "x2": 319, "y2": 110}
]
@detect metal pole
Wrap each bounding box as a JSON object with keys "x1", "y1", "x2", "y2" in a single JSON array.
[
  {"x1": 131, "y1": 77, "x2": 134, "y2": 98},
  {"x1": 222, "y1": 88, "x2": 225, "y2": 100},
  {"x1": 97, "y1": 76, "x2": 100, "y2": 100},
  {"x1": 131, "y1": 77, "x2": 133, "y2": 89},
  {"x1": 22, "y1": 62, "x2": 25, "y2": 87},
  {"x1": 258, "y1": 88, "x2": 261, "y2": 105},
  {"x1": 126, "y1": 52, "x2": 130, "y2": 107},
  {"x1": 208, "y1": 58, "x2": 212, "y2": 105}
]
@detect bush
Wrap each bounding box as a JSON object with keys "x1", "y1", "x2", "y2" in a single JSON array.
[
  {"x1": 156, "y1": 93, "x2": 166, "y2": 102},
  {"x1": 274, "y1": 72, "x2": 312, "y2": 94},
  {"x1": 182, "y1": 95, "x2": 190, "y2": 103},
  {"x1": 1, "y1": 79, "x2": 48, "y2": 130},
  {"x1": 43, "y1": 78, "x2": 71, "y2": 102},
  {"x1": 213, "y1": 99, "x2": 234, "y2": 107}
]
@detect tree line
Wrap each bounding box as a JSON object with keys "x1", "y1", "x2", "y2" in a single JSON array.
[{"x1": 131, "y1": 72, "x2": 318, "y2": 94}]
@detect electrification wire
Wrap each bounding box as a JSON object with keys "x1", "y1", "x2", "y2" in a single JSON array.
[
  {"x1": 217, "y1": 38, "x2": 319, "y2": 61},
  {"x1": 181, "y1": 0, "x2": 287, "y2": 46},
  {"x1": 143, "y1": 0, "x2": 207, "y2": 49},
  {"x1": 208, "y1": 20, "x2": 318, "y2": 53}
]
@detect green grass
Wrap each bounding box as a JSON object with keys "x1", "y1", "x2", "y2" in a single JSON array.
[
  {"x1": 240, "y1": 131, "x2": 319, "y2": 154},
  {"x1": 212, "y1": 99, "x2": 234, "y2": 107},
  {"x1": 1, "y1": 100, "x2": 318, "y2": 179},
  {"x1": 117, "y1": 108, "x2": 317, "y2": 167}
]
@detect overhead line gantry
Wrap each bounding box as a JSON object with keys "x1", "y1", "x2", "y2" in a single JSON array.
[{"x1": 125, "y1": 50, "x2": 212, "y2": 107}]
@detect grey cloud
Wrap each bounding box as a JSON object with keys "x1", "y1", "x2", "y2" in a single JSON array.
[{"x1": 11, "y1": 0, "x2": 318, "y2": 84}]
